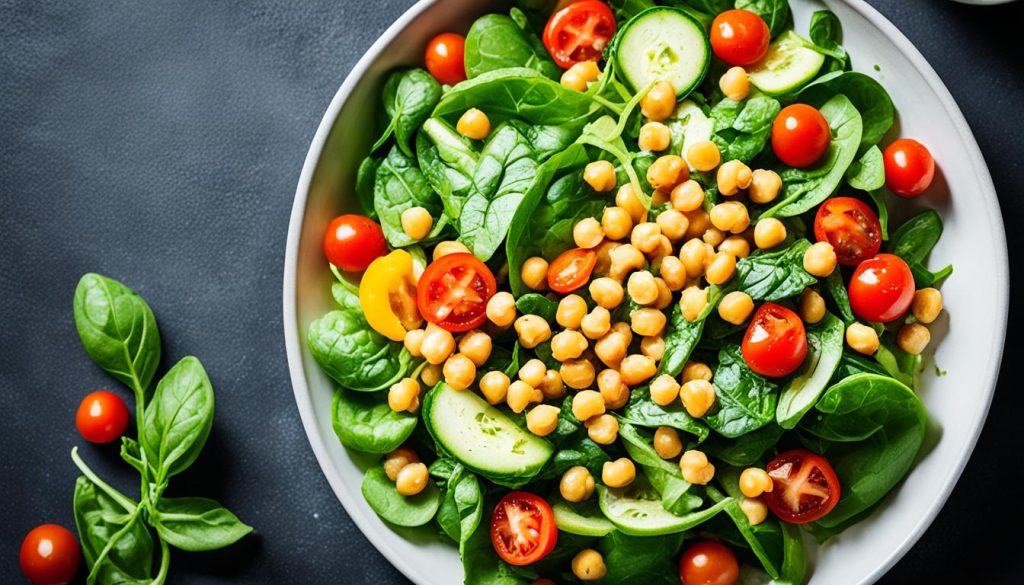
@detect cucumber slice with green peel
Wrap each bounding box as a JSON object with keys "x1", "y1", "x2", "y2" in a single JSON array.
[
  {"x1": 553, "y1": 499, "x2": 616, "y2": 537},
  {"x1": 615, "y1": 7, "x2": 711, "y2": 98},
  {"x1": 597, "y1": 478, "x2": 735, "y2": 536},
  {"x1": 422, "y1": 383, "x2": 553, "y2": 484},
  {"x1": 747, "y1": 30, "x2": 826, "y2": 96}
]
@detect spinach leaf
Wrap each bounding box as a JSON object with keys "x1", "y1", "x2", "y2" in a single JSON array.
[
  {"x1": 706, "y1": 483, "x2": 782, "y2": 579},
  {"x1": 807, "y1": 10, "x2": 847, "y2": 67},
  {"x1": 703, "y1": 423, "x2": 783, "y2": 466},
  {"x1": 889, "y1": 210, "x2": 952, "y2": 287},
  {"x1": 576, "y1": 115, "x2": 649, "y2": 207},
  {"x1": 619, "y1": 423, "x2": 703, "y2": 514},
  {"x1": 846, "y1": 145, "x2": 885, "y2": 191},
  {"x1": 656, "y1": 291, "x2": 721, "y2": 377},
  {"x1": 465, "y1": 13, "x2": 560, "y2": 80},
  {"x1": 833, "y1": 348, "x2": 890, "y2": 381},
  {"x1": 868, "y1": 189, "x2": 890, "y2": 240},
  {"x1": 373, "y1": 68, "x2": 441, "y2": 156},
  {"x1": 361, "y1": 464, "x2": 441, "y2": 527},
  {"x1": 824, "y1": 272, "x2": 855, "y2": 324},
  {"x1": 537, "y1": 433, "x2": 610, "y2": 480},
  {"x1": 598, "y1": 532, "x2": 686, "y2": 585},
  {"x1": 777, "y1": 312, "x2": 844, "y2": 428},
  {"x1": 417, "y1": 119, "x2": 478, "y2": 220},
  {"x1": 73, "y1": 273, "x2": 161, "y2": 396},
  {"x1": 374, "y1": 146, "x2": 444, "y2": 248},
  {"x1": 307, "y1": 307, "x2": 413, "y2": 392},
  {"x1": 706, "y1": 345, "x2": 778, "y2": 438},
  {"x1": 433, "y1": 463, "x2": 484, "y2": 550},
  {"x1": 332, "y1": 388, "x2": 418, "y2": 454},
  {"x1": 801, "y1": 373, "x2": 927, "y2": 528},
  {"x1": 515, "y1": 293, "x2": 559, "y2": 323},
  {"x1": 684, "y1": 0, "x2": 732, "y2": 16},
  {"x1": 735, "y1": 0, "x2": 791, "y2": 38},
  {"x1": 735, "y1": 239, "x2": 816, "y2": 301},
  {"x1": 141, "y1": 356, "x2": 214, "y2": 480},
  {"x1": 799, "y1": 71, "x2": 893, "y2": 152},
  {"x1": 874, "y1": 335, "x2": 923, "y2": 390},
  {"x1": 74, "y1": 476, "x2": 154, "y2": 583},
  {"x1": 621, "y1": 386, "x2": 710, "y2": 442},
  {"x1": 355, "y1": 156, "x2": 381, "y2": 221},
  {"x1": 153, "y1": 497, "x2": 251, "y2": 552},
  {"x1": 763, "y1": 94, "x2": 863, "y2": 218},
  {"x1": 709, "y1": 94, "x2": 781, "y2": 164}
]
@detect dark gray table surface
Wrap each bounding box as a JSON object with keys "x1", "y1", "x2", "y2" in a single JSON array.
[{"x1": 2, "y1": 0, "x2": 1022, "y2": 583}]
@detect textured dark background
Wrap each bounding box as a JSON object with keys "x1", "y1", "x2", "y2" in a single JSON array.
[{"x1": 1, "y1": 0, "x2": 1022, "y2": 583}]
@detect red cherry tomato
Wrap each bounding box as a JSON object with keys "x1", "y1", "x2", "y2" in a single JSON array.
[
  {"x1": 813, "y1": 197, "x2": 882, "y2": 266},
  {"x1": 417, "y1": 253, "x2": 496, "y2": 332},
  {"x1": 848, "y1": 253, "x2": 915, "y2": 323},
  {"x1": 490, "y1": 491, "x2": 558, "y2": 566},
  {"x1": 772, "y1": 104, "x2": 831, "y2": 168},
  {"x1": 20, "y1": 524, "x2": 80, "y2": 585},
  {"x1": 425, "y1": 33, "x2": 467, "y2": 86},
  {"x1": 323, "y1": 214, "x2": 388, "y2": 272},
  {"x1": 542, "y1": 0, "x2": 617, "y2": 69},
  {"x1": 710, "y1": 9, "x2": 771, "y2": 67},
  {"x1": 679, "y1": 540, "x2": 739, "y2": 585},
  {"x1": 75, "y1": 390, "x2": 130, "y2": 444},
  {"x1": 547, "y1": 248, "x2": 597, "y2": 293},
  {"x1": 742, "y1": 303, "x2": 808, "y2": 378},
  {"x1": 764, "y1": 449, "x2": 841, "y2": 524},
  {"x1": 883, "y1": 138, "x2": 935, "y2": 197}
]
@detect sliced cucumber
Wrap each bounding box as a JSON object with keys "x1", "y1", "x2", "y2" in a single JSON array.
[
  {"x1": 668, "y1": 100, "x2": 714, "y2": 170},
  {"x1": 747, "y1": 30, "x2": 825, "y2": 96},
  {"x1": 423, "y1": 383, "x2": 553, "y2": 484},
  {"x1": 597, "y1": 477, "x2": 734, "y2": 536},
  {"x1": 615, "y1": 7, "x2": 710, "y2": 98},
  {"x1": 553, "y1": 499, "x2": 616, "y2": 537}
]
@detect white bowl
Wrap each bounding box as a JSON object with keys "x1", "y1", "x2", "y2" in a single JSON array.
[{"x1": 283, "y1": 1, "x2": 1009, "y2": 583}]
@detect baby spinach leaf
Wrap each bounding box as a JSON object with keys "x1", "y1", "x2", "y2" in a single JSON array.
[
  {"x1": 361, "y1": 464, "x2": 441, "y2": 527},
  {"x1": 824, "y1": 272, "x2": 855, "y2": 324},
  {"x1": 73, "y1": 273, "x2": 161, "y2": 395},
  {"x1": 703, "y1": 423, "x2": 783, "y2": 466},
  {"x1": 846, "y1": 145, "x2": 885, "y2": 191},
  {"x1": 799, "y1": 71, "x2": 893, "y2": 152},
  {"x1": 867, "y1": 189, "x2": 890, "y2": 241},
  {"x1": 777, "y1": 312, "x2": 844, "y2": 428},
  {"x1": 832, "y1": 348, "x2": 890, "y2": 381},
  {"x1": 418, "y1": 118, "x2": 478, "y2": 220},
  {"x1": 515, "y1": 293, "x2": 559, "y2": 323},
  {"x1": 307, "y1": 308, "x2": 413, "y2": 392},
  {"x1": 735, "y1": 0, "x2": 792, "y2": 38},
  {"x1": 141, "y1": 356, "x2": 214, "y2": 480},
  {"x1": 74, "y1": 477, "x2": 154, "y2": 584},
  {"x1": 807, "y1": 10, "x2": 847, "y2": 67},
  {"x1": 332, "y1": 388, "x2": 418, "y2": 454},
  {"x1": 706, "y1": 483, "x2": 782, "y2": 579},
  {"x1": 889, "y1": 210, "x2": 952, "y2": 287},
  {"x1": 465, "y1": 13, "x2": 560, "y2": 80},
  {"x1": 598, "y1": 531, "x2": 686, "y2": 585},
  {"x1": 656, "y1": 292, "x2": 721, "y2": 377},
  {"x1": 356, "y1": 156, "x2": 381, "y2": 220},
  {"x1": 735, "y1": 239, "x2": 816, "y2": 301},
  {"x1": 153, "y1": 497, "x2": 252, "y2": 552},
  {"x1": 706, "y1": 346, "x2": 778, "y2": 438},
  {"x1": 710, "y1": 94, "x2": 781, "y2": 164},
  {"x1": 621, "y1": 386, "x2": 710, "y2": 442},
  {"x1": 373, "y1": 69, "x2": 442, "y2": 156},
  {"x1": 434, "y1": 463, "x2": 485, "y2": 550},
  {"x1": 619, "y1": 423, "x2": 703, "y2": 515},
  {"x1": 373, "y1": 146, "x2": 444, "y2": 248},
  {"x1": 537, "y1": 433, "x2": 610, "y2": 480}
]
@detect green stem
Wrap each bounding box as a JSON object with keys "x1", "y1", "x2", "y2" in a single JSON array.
[
  {"x1": 151, "y1": 539, "x2": 171, "y2": 585},
  {"x1": 86, "y1": 503, "x2": 145, "y2": 583},
  {"x1": 71, "y1": 447, "x2": 136, "y2": 512},
  {"x1": 591, "y1": 94, "x2": 623, "y2": 115}
]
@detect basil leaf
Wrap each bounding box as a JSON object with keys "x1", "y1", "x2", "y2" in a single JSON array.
[
  {"x1": 141, "y1": 356, "x2": 215, "y2": 479},
  {"x1": 735, "y1": 239, "x2": 817, "y2": 301},
  {"x1": 74, "y1": 477, "x2": 154, "y2": 583},
  {"x1": 153, "y1": 497, "x2": 251, "y2": 552},
  {"x1": 331, "y1": 388, "x2": 418, "y2": 454},
  {"x1": 705, "y1": 346, "x2": 778, "y2": 438},
  {"x1": 120, "y1": 436, "x2": 146, "y2": 475}
]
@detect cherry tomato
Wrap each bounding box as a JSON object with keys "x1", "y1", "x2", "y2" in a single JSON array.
[
  {"x1": 75, "y1": 390, "x2": 130, "y2": 444},
  {"x1": 542, "y1": 0, "x2": 617, "y2": 69},
  {"x1": 764, "y1": 449, "x2": 841, "y2": 524},
  {"x1": 323, "y1": 214, "x2": 388, "y2": 272},
  {"x1": 679, "y1": 540, "x2": 739, "y2": 585},
  {"x1": 425, "y1": 33, "x2": 467, "y2": 86},
  {"x1": 883, "y1": 138, "x2": 935, "y2": 197},
  {"x1": 417, "y1": 253, "x2": 496, "y2": 332},
  {"x1": 848, "y1": 253, "x2": 915, "y2": 323},
  {"x1": 547, "y1": 248, "x2": 597, "y2": 293},
  {"x1": 20, "y1": 524, "x2": 80, "y2": 585},
  {"x1": 813, "y1": 197, "x2": 882, "y2": 266},
  {"x1": 710, "y1": 9, "x2": 770, "y2": 67},
  {"x1": 772, "y1": 104, "x2": 831, "y2": 168},
  {"x1": 490, "y1": 491, "x2": 558, "y2": 566},
  {"x1": 742, "y1": 303, "x2": 808, "y2": 378}
]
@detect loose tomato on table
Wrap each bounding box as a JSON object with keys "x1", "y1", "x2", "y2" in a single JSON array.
[
  {"x1": 772, "y1": 104, "x2": 831, "y2": 168},
  {"x1": 741, "y1": 303, "x2": 808, "y2": 378},
  {"x1": 490, "y1": 491, "x2": 557, "y2": 566},
  {"x1": 813, "y1": 197, "x2": 882, "y2": 266},
  {"x1": 417, "y1": 253, "x2": 496, "y2": 333},
  {"x1": 883, "y1": 138, "x2": 935, "y2": 197},
  {"x1": 542, "y1": 0, "x2": 617, "y2": 69},
  {"x1": 20, "y1": 524, "x2": 80, "y2": 585},
  {"x1": 425, "y1": 33, "x2": 467, "y2": 86},
  {"x1": 710, "y1": 9, "x2": 770, "y2": 67},
  {"x1": 764, "y1": 449, "x2": 841, "y2": 524},
  {"x1": 679, "y1": 540, "x2": 739, "y2": 585},
  {"x1": 848, "y1": 253, "x2": 915, "y2": 323},
  {"x1": 75, "y1": 390, "x2": 130, "y2": 444},
  {"x1": 547, "y1": 248, "x2": 597, "y2": 293},
  {"x1": 323, "y1": 214, "x2": 388, "y2": 272}
]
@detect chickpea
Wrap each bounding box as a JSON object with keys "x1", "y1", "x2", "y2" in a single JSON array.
[
  {"x1": 803, "y1": 242, "x2": 838, "y2": 277},
  {"x1": 680, "y1": 379, "x2": 716, "y2": 418},
  {"x1": 684, "y1": 209, "x2": 712, "y2": 240},
  {"x1": 682, "y1": 361, "x2": 712, "y2": 383},
  {"x1": 912, "y1": 288, "x2": 944, "y2": 324},
  {"x1": 679, "y1": 450, "x2": 715, "y2": 485},
  {"x1": 562, "y1": 358, "x2": 597, "y2": 390},
  {"x1": 671, "y1": 180, "x2": 705, "y2": 212},
  {"x1": 388, "y1": 378, "x2": 421, "y2": 412},
  {"x1": 457, "y1": 108, "x2": 491, "y2": 140},
  {"x1": 679, "y1": 286, "x2": 709, "y2": 322},
  {"x1": 651, "y1": 190, "x2": 671, "y2": 209},
  {"x1": 395, "y1": 462, "x2": 429, "y2": 496},
  {"x1": 739, "y1": 467, "x2": 774, "y2": 498},
  {"x1": 846, "y1": 323, "x2": 880, "y2": 355},
  {"x1": 572, "y1": 549, "x2": 607, "y2": 582},
  {"x1": 627, "y1": 222, "x2": 659, "y2": 255},
  {"x1": 560, "y1": 69, "x2": 588, "y2": 92},
  {"x1": 384, "y1": 447, "x2": 419, "y2": 481},
  {"x1": 650, "y1": 373, "x2": 681, "y2": 406},
  {"x1": 586, "y1": 414, "x2": 620, "y2": 445},
  {"x1": 705, "y1": 251, "x2": 737, "y2": 285},
  {"x1": 623, "y1": 272, "x2": 655, "y2": 307},
  {"x1": 512, "y1": 360, "x2": 544, "y2": 389},
  {"x1": 749, "y1": 169, "x2": 783, "y2": 204},
  {"x1": 539, "y1": 369, "x2": 566, "y2": 400},
  {"x1": 710, "y1": 201, "x2": 750, "y2": 233},
  {"x1": 560, "y1": 466, "x2": 596, "y2": 502},
  {"x1": 572, "y1": 390, "x2": 606, "y2": 422},
  {"x1": 583, "y1": 160, "x2": 617, "y2": 193},
  {"x1": 515, "y1": 315, "x2": 552, "y2": 349},
  {"x1": 717, "y1": 160, "x2": 753, "y2": 196},
  {"x1": 654, "y1": 427, "x2": 684, "y2": 459},
  {"x1": 659, "y1": 256, "x2": 687, "y2": 291},
  {"x1": 561, "y1": 61, "x2": 599, "y2": 91},
  {"x1": 898, "y1": 323, "x2": 931, "y2": 355},
  {"x1": 702, "y1": 226, "x2": 726, "y2": 248},
  {"x1": 651, "y1": 211, "x2": 686, "y2": 244},
  {"x1": 718, "y1": 291, "x2": 754, "y2": 325},
  {"x1": 554, "y1": 295, "x2": 586, "y2": 330},
  {"x1": 602, "y1": 457, "x2": 637, "y2": 488},
  {"x1": 616, "y1": 184, "x2": 647, "y2": 223},
  {"x1": 630, "y1": 308, "x2": 667, "y2": 337},
  {"x1": 741, "y1": 497, "x2": 768, "y2": 526},
  {"x1": 521, "y1": 257, "x2": 549, "y2": 291},
  {"x1": 443, "y1": 354, "x2": 477, "y2": 391},
  {"x1": 647, "y1": 155, "x2": 689, "y2": 192},
  {"x1": 507, "y1": 380, "x2": 542, "y2": 414},
  {"x1": 719, "y1": 66, "x2": 751, "y2": 101},
  {"x1": 620, "y1": 354, "x2": 657, "y2": 386},
  {"x1": 594, "y1": 240, "x2": 620, "y2": 275},
  {"x1": 403, "y1": 328, "x2": 426, "y2": 358},
  {"x1": 641, "y1": 335, "x2": 665, "y2": 361},
  {"x1": 420, "y1": 363, "x2": 443, "y2": 387},
  {"x1": 719, "y1": 235, "x2": 751, "y2": 259},
  {"x1": 686, "y1": 140, "x2": 722, "y2": 172},
  {"x1": 486, "y1": 291, "x2": 517, "y2": 327},
  {"x1": 456, "y1": 330, "x2": 492, "y2": 367},
  {"x1": 638, "y1": 121, "x2": 671, "y2": 152},
  {"x1": 400, "y1": 206, "x2": 434, "y2": 241},
  {"x1": 679, "y1": 238, "x2": 707, "y2": 279},
  {"x1": 640, "y1": 79, "x2": 677, "y2": 122},
  {"x1": 433, "y1": 240, "x2": 470, "y2": 260},
  {"x1": 479, "y1": 371, "x2": 511, "y2": 405},
  {"x1": 590, "y1": 277, "x2": 625, "y2": 309},
  {"x1": 754, "y1": 218, "x2": 787, "y2": 250},
  {"x1": 602, "y1": 206, "x2": 634, "y2": 241},
  {"x1": 572, "y1": 217, "x2": 605, "y2": 250},
  {"x1": 421, "y1": 323, "x2": 456, "y2": 365},
  {"x1": 594, "y1": 330, "x2": 629, "y2": 366},
  {"x1": 551, "y1": 330, "x2": 589, "y2": 362},
  {"x1": 581, "y1": 306, "x2": 612, "y2": 339},
  {"x1": 526, "y1": 404, "x2": 561, "y2": 437},
  {"x1": 799, "y1": 288, "x2": 826, "y2": 324},
  {"x1": 609, "y1": 243, "x2": 646, "y2": 282},
  {"x1": 597, "y1": 369, "x2": 630, "y2": 409}
]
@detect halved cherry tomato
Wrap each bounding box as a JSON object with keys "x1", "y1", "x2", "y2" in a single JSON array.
[
  {"x1": 20, "y1": 524, "x2": 80, "y2": 585},
  {"x1": 542, "y1": 0, "x2": 616, "y2": 69},
  {"x1": 813, "y1": 197, "x2": 882, "y2": 266},
  {"x1": 425, "y1": 33, "x2": 467, "y2": 86},
  {"x1": 772, "y1": 104, "x2": 831, "y2": 168},
  {"x1": 323, "y1": 214, "x2": 388, "y2": 272},
  {"x1": 884, "y1": 138, "x2": 935, "y2": 197},
  {"x1": 741, "y1": 303, "x2": 808, "y2": 378},
  {"x1": 764, "y1": 449, "x2": 841, "y2": 524},
  {"x1": 710, "y1": 9, "x2": 770, "y2": 67},
  {"x1": 547, "y1": 248, "x2": 597, "y2": 293},
  {"x1": 417, "y1": 253, "x2": 496, "y2": 332},
  {"x1": 848, "y1": 253, "x2": 915, "y2": 323},
  {"x1": 679, "y1": 540, "x2": 739, "y2": 585},
  {"x1": 76, "y1": 390, "x2": 130, "y2": 444},
  {"x1": 490, "y1": 491, "x2": 557, "y2": 566}
]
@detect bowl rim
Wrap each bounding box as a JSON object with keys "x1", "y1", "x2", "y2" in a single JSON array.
[{"x1": 282, "y1": 1, "x2": 1009, "y2": 583}]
